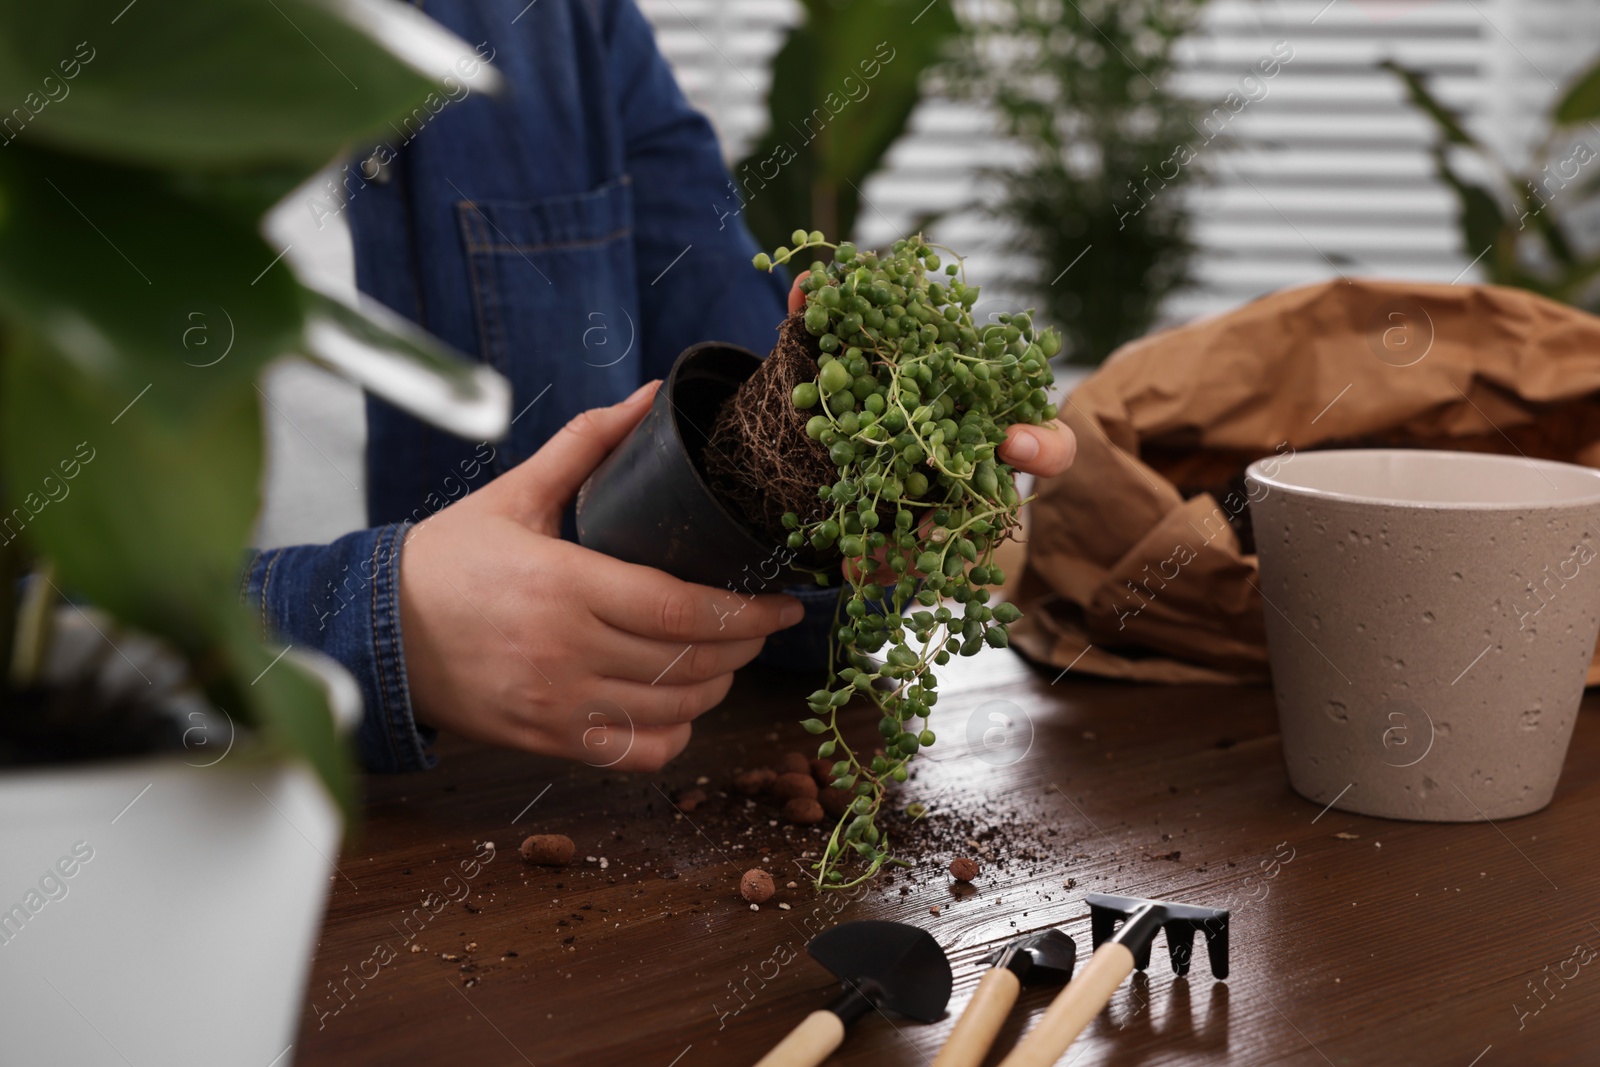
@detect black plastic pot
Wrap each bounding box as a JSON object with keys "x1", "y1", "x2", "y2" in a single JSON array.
[{"x1": 576, "y1": 342, "x2": 790, "y2": 590}]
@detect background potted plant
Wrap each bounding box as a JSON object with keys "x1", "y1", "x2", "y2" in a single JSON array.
[
  {"x1": 945, "y1": 0, "x2": 1210, "y2": 364},
  {"x1": 1385, "y1": 51, "x2": 1600, "y2": 310},
  {"x1": 0, "y1": 2, "x2": 509, "y2": 1063},
  {"x1": 579, "y1": 230, "x2": 1059, "y2": 887},
  {"x1": 731, "y1": 0, "x2": 958, "y2": 258}
]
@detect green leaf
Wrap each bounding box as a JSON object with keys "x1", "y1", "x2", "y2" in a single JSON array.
[
  {"x1": 1426, "y1": 145, "x2": 1511, "y2": 284},
  {"x1": 1381, "y1": 60, "x2": 1480, "y2": 148},
  {"x1": 797, "y1": 0, "x2": 956, "y2": 190},
  {"x1": 0, "y1": 0, "x2": 498, "y2": 169},
  {"x1": 300, "y1": 287, "x2": 511, "y2": 442},
  {"x1": 1525, "y1": 193, "x2": 1577, "y2": 267},
  {"x1": 1554, "y1": 56, "x2": 1600, "y2": 124},
  {"x1": 222, "y1": 620, "x2": 357, "y2": 820},
  {"x1": 158, "y1": 165, "x2": 323, "y2": 228},
  {"x1": 737, "y1": 0, "x2": 958, "y2": 249},
  {"x1": 0, "y1": 144, "x2": 304, "y2": 423},
  {"x1": 1552, "y1": 254, "x2": 1600, "y2": 305},
  {"x1": 0, "y1": 329, "x2": 262, "y2": 652}
]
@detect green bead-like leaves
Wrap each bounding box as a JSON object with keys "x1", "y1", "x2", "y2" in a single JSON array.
[
  {"x1": 819, "y1": 358, "x2": 851, "y2": 394},
  {"x1": 758, "y1": 231, "x2": 1052, "y2": 891}
]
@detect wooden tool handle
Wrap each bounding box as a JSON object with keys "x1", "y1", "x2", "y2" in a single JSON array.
[
  {"x1": 753, "y1": 1010, "x2": 846, "y2": 1067},
  {"x1": 933, "y1": 967, "x2": 1023, "y2": 1067},
  {"x1": 997, "y1": 943, "x2": 1134, "y2": 1067}
]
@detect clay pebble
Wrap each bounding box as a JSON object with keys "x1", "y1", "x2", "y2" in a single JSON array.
[
  {"x1": 772, "y1": 772, "x2": 818, "y2": 801},
  {"x1": 519, "y1": 835, "x2": 575, "y2": 867},
  {"x1": 732, "y1": 768, "x2": 776, "y2": 796},
  {"x1": 818, "y1": 786, "x2": 853, "y2": 817},
  {"x1": 783, "y1": 798, "x2": 824, "y2": 824},
  {"x1": 776, "y1": 752, "x2": 811, "y2": 776},
  {"x1": 740, "y1": 868, "x2": 775, "y2": 904}
]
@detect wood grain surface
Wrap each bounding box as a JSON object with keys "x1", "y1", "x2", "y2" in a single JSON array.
[{"x1": 292, "y1": 649, "x2": 1600, "y2": 1067}]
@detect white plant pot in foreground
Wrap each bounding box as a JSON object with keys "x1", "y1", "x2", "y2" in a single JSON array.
[
  {"x1": 0, "y1": 630, "x2": 358, "y2": 1067},
  {"x1": 1248, "y1": 449, "x2": 1600, "y2": 822}
]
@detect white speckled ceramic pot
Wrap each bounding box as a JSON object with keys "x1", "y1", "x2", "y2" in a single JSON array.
[{"x1": 1246, "y1": 449, "x2": 1600, "y2": 821}]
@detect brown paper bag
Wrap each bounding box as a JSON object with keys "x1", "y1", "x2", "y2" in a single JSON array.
[{"x1": 1011, "y1": 278, "x2": 1600, "y2": 685}]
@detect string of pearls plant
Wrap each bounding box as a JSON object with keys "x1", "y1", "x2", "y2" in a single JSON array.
[{"x1": 753, "y1": 230, "x2": 1060, "y2": 889}]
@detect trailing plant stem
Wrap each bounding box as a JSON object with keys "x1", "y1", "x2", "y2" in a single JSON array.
[{"x1": 759, "y1": 230, "x2": 1056, "y2": 888}]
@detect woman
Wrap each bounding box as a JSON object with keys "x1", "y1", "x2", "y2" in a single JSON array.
[{"x1": 246, "y1": 0, "x2": 1075, "y2": 775}]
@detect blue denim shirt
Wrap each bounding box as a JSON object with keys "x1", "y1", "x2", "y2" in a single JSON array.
[{"x1": 244, "y1": 0, "x2": 833, "y2": 773}]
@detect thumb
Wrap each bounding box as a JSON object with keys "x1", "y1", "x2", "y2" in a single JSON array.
[
  {"x1": 508, "y1": 380, "x2": 659, "y2": 525},
  {"x1": 788, "y1": 271, "x2": 810, "y2": 314}
]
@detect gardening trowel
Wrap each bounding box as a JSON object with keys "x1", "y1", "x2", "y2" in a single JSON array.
[
  {"x1": 996, "y1": 893, "x2": 1230, "y2": 1067},
  {"x1": 753, "y1": 919, "x2": 952, "y2": 1067},
  {"x1": 932, "y1": 928, "x2": 1077, "y2": 1067}
]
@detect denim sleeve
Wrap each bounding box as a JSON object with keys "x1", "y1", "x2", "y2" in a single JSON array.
[
  {"x1": 241, "y1": 523, "x2": 435, "y2": 774},
  {"x1": 603, "y1": 0, "x2": 789, "y2": 379}
]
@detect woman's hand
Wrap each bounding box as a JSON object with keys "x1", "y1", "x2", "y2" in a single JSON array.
[{"x1": 398, "y1": 382, "x2": 804, "y2": 772}]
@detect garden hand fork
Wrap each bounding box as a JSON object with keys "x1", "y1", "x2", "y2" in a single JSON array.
[{"x1": 997, "y1": 893, "x2": 1229, "y2": 1067}]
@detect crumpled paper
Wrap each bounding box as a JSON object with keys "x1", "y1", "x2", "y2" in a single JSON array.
[{"x1": 1010, "y1": 278, "x2": 1600, "y2": 685}]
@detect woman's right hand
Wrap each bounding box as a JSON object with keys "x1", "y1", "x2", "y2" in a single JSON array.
[{"x1": 397, "y1": 381, "x2": 805, "y2": 771}]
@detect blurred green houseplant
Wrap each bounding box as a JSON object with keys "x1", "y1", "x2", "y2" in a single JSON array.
[
  {"x1": 0, "y1": 0, "x2": 509, "y2": 811},
  {"x1": 948, "y1": 0, "x2": 1211, "y2": 364},
  {"x1": 1386, "y1": 55, "x2": 1600, "y2": 307},
  {"x1": 731, "y1": 0, "x2": 958, "y2": 258}
]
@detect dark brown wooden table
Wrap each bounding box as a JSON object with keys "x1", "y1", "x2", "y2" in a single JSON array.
[{"x1": 293, "y1": 649, "x2": 1600, "y2": 1067}]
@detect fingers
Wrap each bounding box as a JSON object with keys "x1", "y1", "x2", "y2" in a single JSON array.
[
  {"x1": 567, "y1": 720, "x2": 693, "y2": 773},
  {"x1": 523, "y1": 691, "x2": 710, "y2": 769},
  {"x1": 999, "y1": 420, "x2": 1078, "y2": 478},
  {"x1": 505, "y1": 379, "x2": 660, "y2": 522},
  {"x1": 612, "y1": 725, "x2": 693, "y2": 772},
  {"x1": 601, "y1": 673, "x2": 737, "y2": 728},
  {"x1": 594, "y1": 633, "x2": 767, "y2": 686},
  {"x1": 788, "y1": 271, "x2": 810, "y2": 314},
  {"x1": 586, "y1": 555, "x2": 805, "y2": 642}
]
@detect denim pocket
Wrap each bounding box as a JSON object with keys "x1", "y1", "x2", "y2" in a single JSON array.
[{"x1": 456, "y1": 176, "x2": 639, "y2": 470}]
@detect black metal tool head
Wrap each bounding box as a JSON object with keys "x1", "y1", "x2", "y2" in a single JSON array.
[
  {"x1": 808, "y1": 920, "x2": 953, "y2": 1023},
  {"x1": 1086, "y1": 892, "x2": 1230, "y2": 979},
  {"x1": 990, "y1": 928, "x2": 1077, "y2": 986}
]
